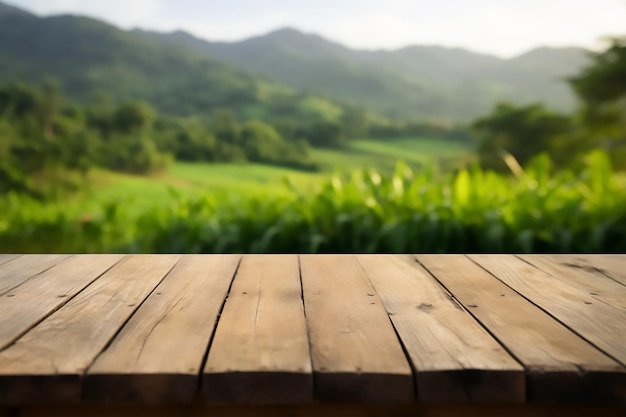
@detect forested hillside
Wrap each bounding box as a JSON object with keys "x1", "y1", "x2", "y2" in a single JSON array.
[
  {"x1": 0, "y1": 2, "x2": 366, "y2": 132},
  {"x1": 140, "y1": 27, "x2": 590, "y2": 121},
  {"x1": 0, "y1": 1, "x2": 589, "y2": 124},
  {"x1": 0, "y1": 0, "x2": 624, "y2": 254}
]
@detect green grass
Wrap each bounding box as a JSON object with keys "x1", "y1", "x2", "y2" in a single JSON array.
[
  {"x1": 2, "y1": 151, "x2": 623, "y2": 254},
  {"x1": 81, "y1": 162, "x2": 321, "y2": 210},
  {"x1": 313, "y1": 138, "x2": 474, "y2": 173},
  {"x1": 78, "y1": 138, "x2": 475, "y2": 210},
  {"x1": 168, "y1": 162, "x2": 320, "y2": 195}
]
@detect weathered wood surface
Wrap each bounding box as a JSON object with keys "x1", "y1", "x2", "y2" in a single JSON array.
[
  {"x1": 528, "y1": 254, "x2": 626, "y2": 287},
  {"x1": 203, "y1": 255, "x2": 312, "y2": 404},
  {"x1": 0, "y1": 255, "x2": 20, "y2": 266},
  {"x1": 0, "y1": 255, "x2": 123, "y2": 350},
  {"x1": 0, "y1": 254, "x2": 70, "y2": 294},
  {"x1": 300, "y1": 255, "x2": 413, "y2": 403},
  {"x1": 0, "y1": 254, "x2": 624, "y2": 410},
  {"x1": 419, "y1": 255, "x2": 626, "y2": 404},
  {"x1": 86, "y1": 255, "x2": 240, "y2": 404},
  {"x1": 518, "y1": 255, "x2": 626, "y2": 310},
  {"x1": 0, "y1": 255, "x2": 180, "y2": 405},
  {"x1": 469, "y1": 255, "x2": 626, "y2": 366},
  {"x1": 358, "y1": 255, "x2": 524, "y2": 403}
]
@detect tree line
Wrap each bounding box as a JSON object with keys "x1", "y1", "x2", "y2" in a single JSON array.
[
  {"x1": 0, "y1": 83, "x2": 327, "y2": 197},
  {"x1": 473, "y1": 37, "x2": 626, "y2": 171},
  {"x1": 0, "y1": 81, "x2": 475, "y2": 198}
]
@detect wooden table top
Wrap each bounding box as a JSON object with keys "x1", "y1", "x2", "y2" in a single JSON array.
[{"x1": 0, "y1": 254, "x2": 624, "y2": 413}]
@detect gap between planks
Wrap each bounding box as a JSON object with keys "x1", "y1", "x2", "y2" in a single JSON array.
[
  {"x1": 417, "y1": 255, "x2": 626, "y2": 405},
  {"x1": 356, "y1": 255, "x2": 524, "y2": 403}
]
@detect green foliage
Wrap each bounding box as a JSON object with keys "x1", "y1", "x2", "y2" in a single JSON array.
[
  {"x1": 0, "y1": 11, "x2": 379, "y2": 134},
  {"x1": 178, "y1": 28, "x2": 587, "y2": 122},
  {"x1": 113, "y1": 101, "x2": 155, "y2": 133},
  {"x1": 0, "y1": 83, "x2": 172, "y2": 196},
  {"x1": 569, "y1": 37, "x2": 626, "y2": 169},
  {"x1": 1, "y1": 154, "x2": 623, "y2": 254},
  {"x1": 570, "y1": 37, "x2": 626, "y2": 105},
  {"x1": 473, "y1": 102, "x2": 576, "y2": 170},
  {"x1": 0, "y1": 81, "x2": 320, "y2": 197},
  {"x1": 473, "y1": 37, "x2": 626, "y2": 174}
]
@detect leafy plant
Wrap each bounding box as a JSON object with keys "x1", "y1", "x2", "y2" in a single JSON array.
[{"x1": 1, "y1": 151, "x2": 623, "y2": 254}]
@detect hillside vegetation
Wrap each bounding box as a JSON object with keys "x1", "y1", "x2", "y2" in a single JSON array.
[
  {"x1": 2, "y1": 153, "x2": 623, "y2": 253},
  {"x1": 0, "y1": 1, "x2": 623, "y2": 254},
  {"x1": 141, "y1": 27, "x2": 589, "y2": 121},
  {"x1": 0, "y1": 1, "x2": 589, "y2": 124}
]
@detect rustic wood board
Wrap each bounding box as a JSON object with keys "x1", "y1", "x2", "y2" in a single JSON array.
[
  {"x1": 203, "y1": 255, "x2": 312, "y2": 404},
  {"x1": 0, "y1": 255, "x2": 180, "y2": 405},
  {"x1": 536, "y1": 255, "x2": 626, "y2": 287},
  {"x1": 357, "y1": 255, "x2": 524, "y2": 403},
  {"x1": 418, "y1": 255, "x2": 626, "y2": 404},
  {"x1": 469, "y1": 255, "x2": 626, "y2": 367},
  {"x1": 0, "y1": 255, "x2": 123, "y2": 350},
  {"x1": 299, "y1": 255, "x2": 414, "y2": 403},
  {"x1": 85, "y1": 255, "x2": 240, "y2": 405},
  {"x1": 0, "y1": 254, "x2": 71, "y2": 294},
  {"x1": 0, "y1": 255, "x2": 20, "y2": 266},
  {"x1": 518, "y1": 255, "x2": 626, "y2": 310}
]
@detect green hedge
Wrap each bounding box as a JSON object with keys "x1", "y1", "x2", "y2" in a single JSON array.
[{"x1": 1, "y1": 151, "x2": 624, "y2": 253}]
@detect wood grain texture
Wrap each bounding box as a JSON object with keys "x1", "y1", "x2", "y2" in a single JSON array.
[
  {"x1": 0, "y1": 255, "x2": 180, "y2": 405},
  {"x1": 204, "y1": 255, "x2": 312, "y2": 405},
  {"x1": 469, "y1": 255, "x2": 626, "y2": 367},
  {"x1": 357, "y1": 255, "x2": 524, "y2": 403},
  {"x1": 84, "y1": 255, "x2": 240, "y2": 405},
  {"x1": 0, "y1": 255, "x2": 20, "y2": 266},
  {"x1": 0, "y1": 255, "x2": 70, "y2": 294},
  {"x1": 518, "y1": 255, "x2": 626, "y2": 310},
  {"x1": 418, "y1": 255, "x2": 626, "y2": 404},
  {"x1": 0, "y1": 255, "x2": 123, "y2": 350},
  {"x1": 537, "y1": 255, "x2": 626, "y2": 287},
  {"x1": 299, "y1": 255, "x2": 413, "y2": 404}
]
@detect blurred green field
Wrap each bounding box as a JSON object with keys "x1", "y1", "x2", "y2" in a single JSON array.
[
  {"x1": 313, "y1": 138, "x2": 473, "y2": 172},
  {"x1": 3, "y1": 150, "x2": 623, "y2": 254},
  {"x1": 80, "y1": 138, "x2": 474, "y2": 211}
]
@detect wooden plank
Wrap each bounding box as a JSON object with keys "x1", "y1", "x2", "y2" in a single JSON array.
[
  {"x1": 0, "y1": 255, "x2": 70, "y2": 294},
  {"x1": 357, "y1": 255, "x2": 524, "y2": 403},
  {"x1": 299, "y1": 255, "x2": 413, "y2": 403},
  {"x1": 469, "y1": 255, "x2": 626, "y2": 366},
  {"x1": 0, "y1": 254, "x2": 21, "y2": 266},
  {"x1": 0, "y1": 255, "x2": 124, "y2": 350},
  {"x1": 538, "y1": 255, "x2": 626, "y2": 287},
  {"x1": 203, "y1": 255, "x2": 312, "y2": 404},
  {"x1": 518, "y1": 255, "x2": 626, "y2": 310},
  {"x1": 84, "y1": 255, "x2": 240, "y2": 405},
  {"x1": 417, "y1": 255, "x2": 626, "y2": 404},
  {"x1": 0, "y1": 255, "x2": 180, "y2": 406}
]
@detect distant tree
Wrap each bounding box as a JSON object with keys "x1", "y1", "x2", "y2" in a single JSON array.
[
  {"x1": 241, "y1": 120, "x2": 283, "y2": 162},
  {"x1": 212, "y1": 109, "x2": 239, "y2": 144},
  {"x1": 341, "y1": 106, "x2": 367, "y2": 139},
  {"x1": 472, "y1": 102, "x2": 574, "y2": 170},
  {"x1": 298, "y1": 121, "x2": 344, "y2": 147},
  {"x1": 174, "y1": 122, "x2": 217, "y2": 161},
  {"x1": 569, "y1": 36, "x2": 626, "y2": 168},
  {"x1": 113, "y1": 101, "x2": 155, "y2": 133},
  {"x1": 38, "y1": 80, "x2": 62, "y2": 138}
]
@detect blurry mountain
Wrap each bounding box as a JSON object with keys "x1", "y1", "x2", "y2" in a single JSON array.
[
  {"x1": 0, "y1": 1, "x2": 590, "y2": 122},
  {"x1": 140, "y1": 27, "x2": 590, "y2": 121},
  {"x1": 0, "y1": 1, "x2": 31, "y2": 17},
  {"x1": 0, "y1": 2, "x2": 310, "y2": 119}
]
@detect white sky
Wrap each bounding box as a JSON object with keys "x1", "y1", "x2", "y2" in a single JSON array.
[{"x1": 8, "y1": 0, "x2": 626, "y2": 57}]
